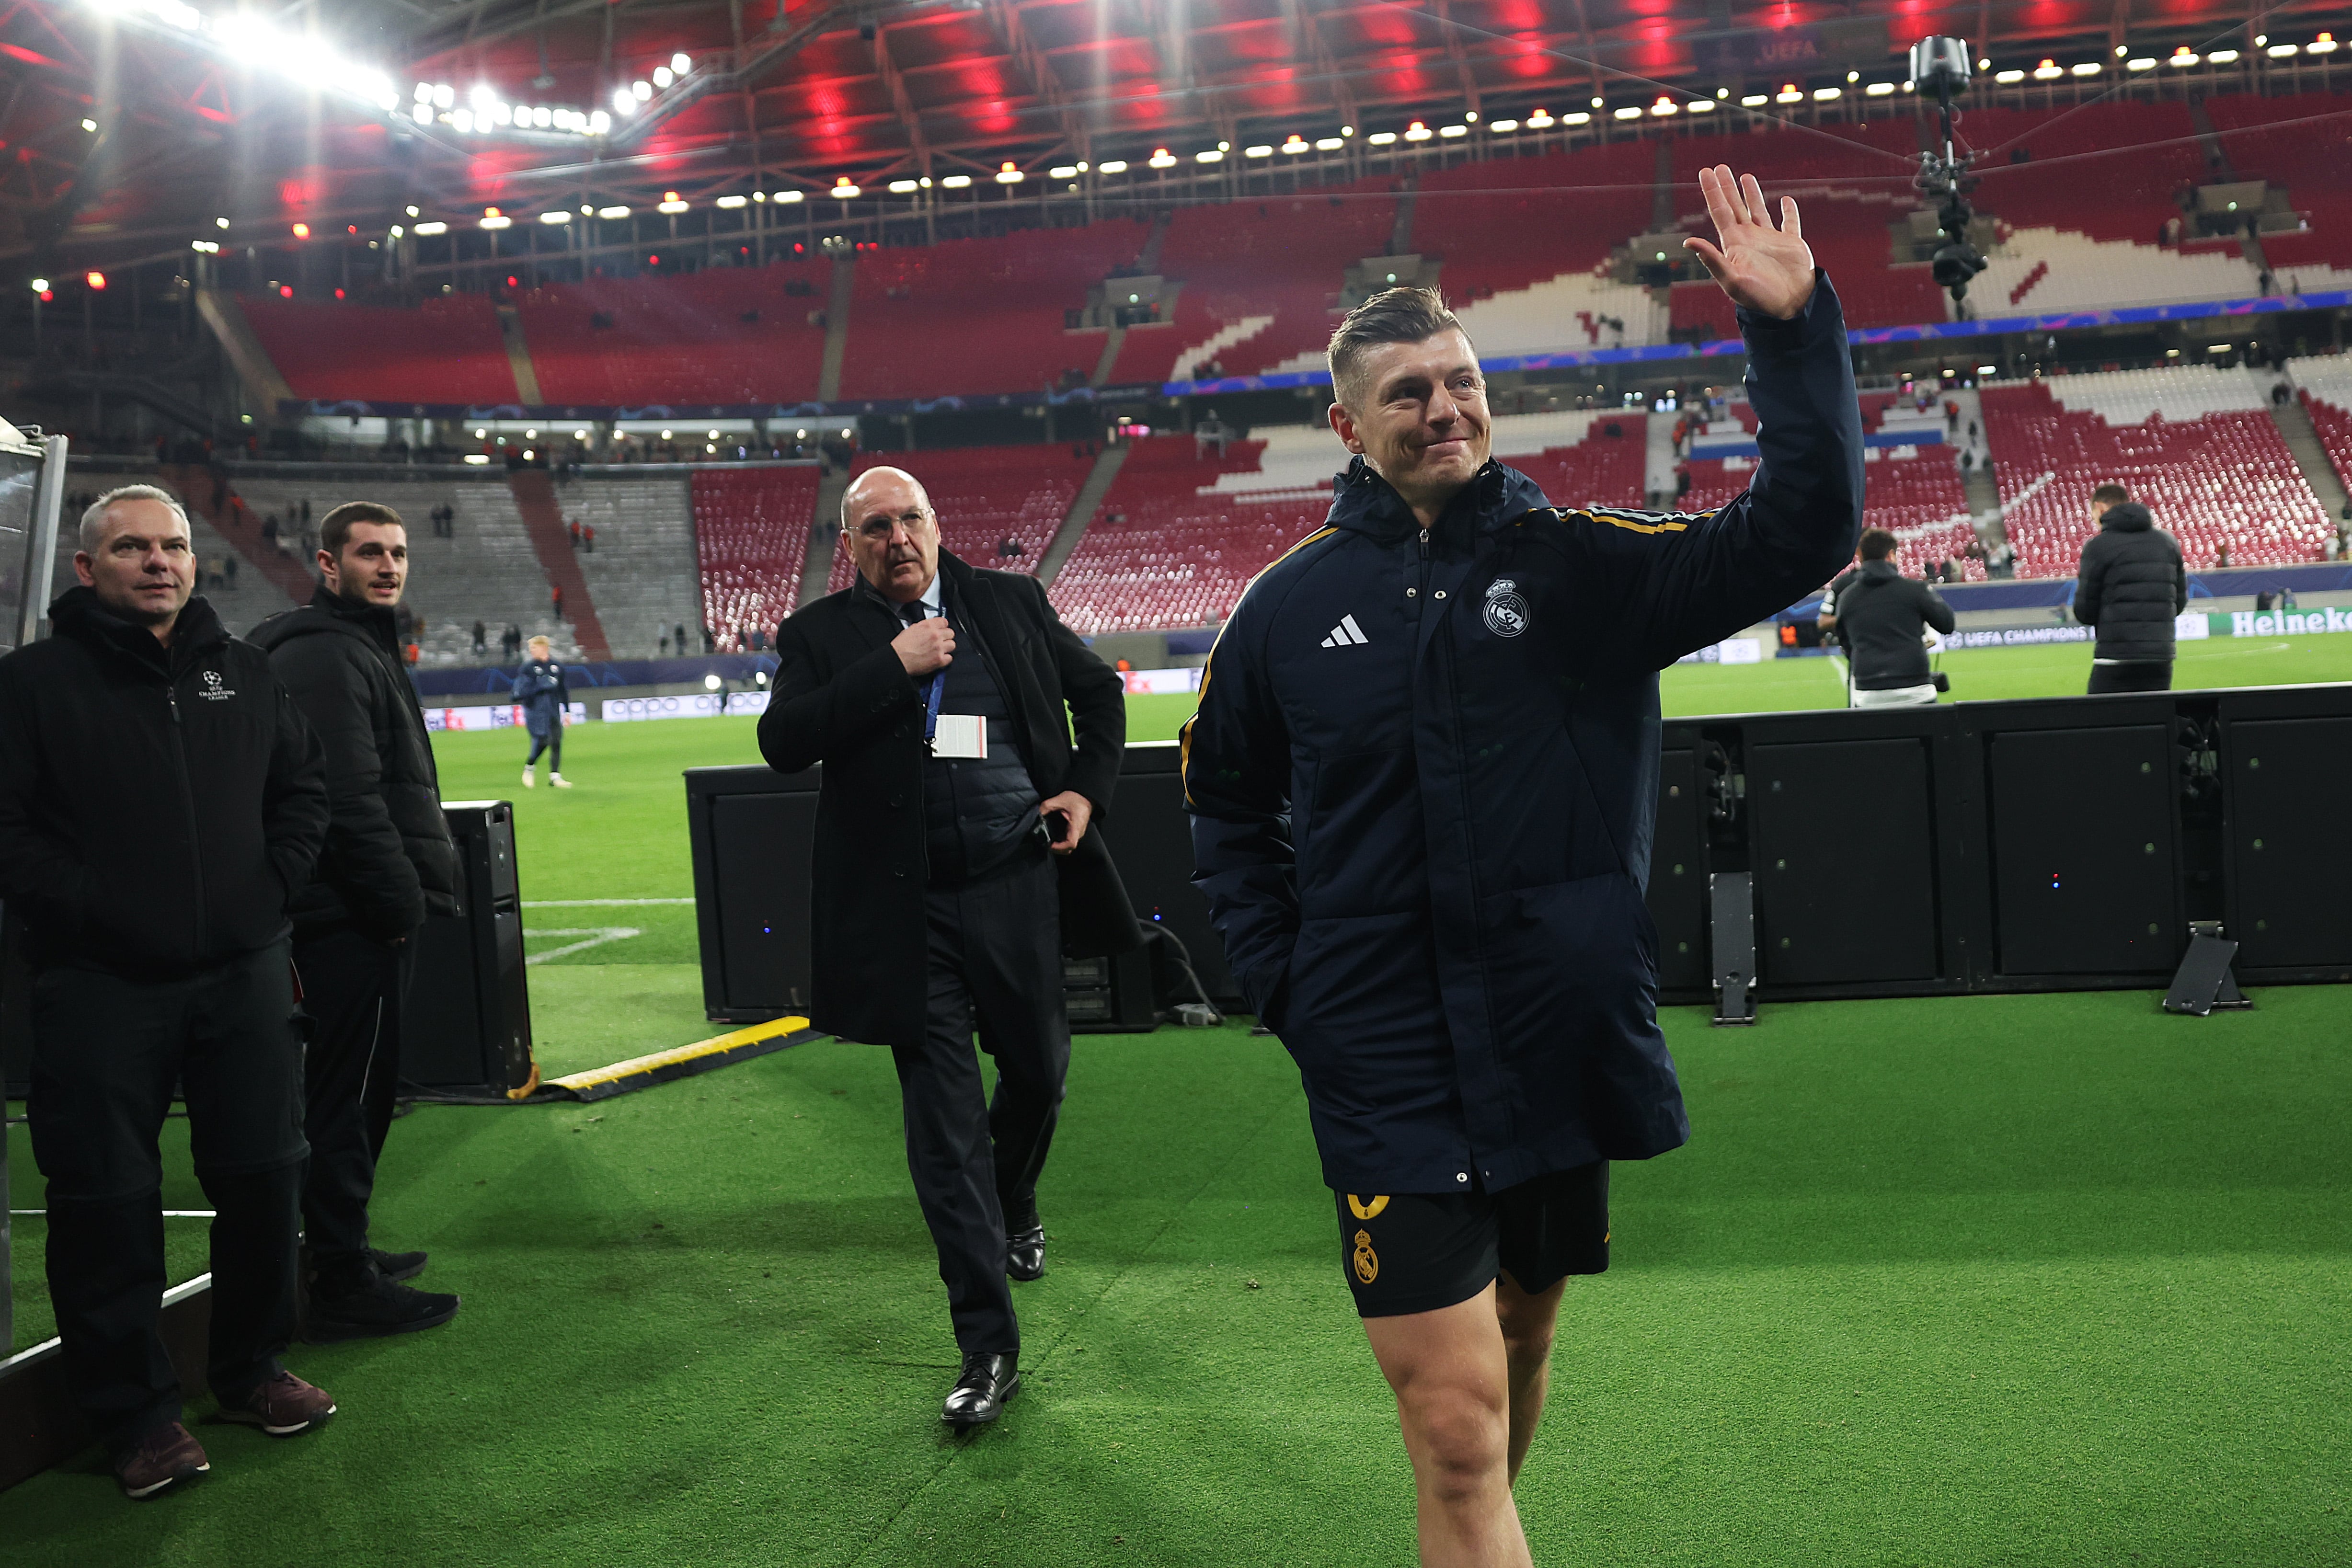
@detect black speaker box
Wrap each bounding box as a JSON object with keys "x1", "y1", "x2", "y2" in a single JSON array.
[{"x1": 400, "y1": 801, "x2": 534, "y2": 1094}]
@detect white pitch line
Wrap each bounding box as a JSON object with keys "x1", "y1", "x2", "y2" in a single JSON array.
[
  {"x1": 524, "y1": 926, "x2": 645, "y2": 963},
  {"x1": 11, "y1": 1210, "x2": 216, "y2": 1218},
  {"x1": 521, "y1": 897, "x2": 694, "y2": 907}
]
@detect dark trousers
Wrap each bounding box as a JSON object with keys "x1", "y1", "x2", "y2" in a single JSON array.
[
  {"x1": 892, "y1": 852, "x2": 1068, "y2": 1357},
  {"x1": 295, "y1": 928, "x2": 413, "y2": 1287},
  {"x1": 526, "y1": 729, "x2": 562, "y2": 769},
  {"x1": 26, "y1": 942, "x2": 308, "y2": 1448},
  {"x1": 2088, "y1": 660, "x2": 2174, "y2": 694}
]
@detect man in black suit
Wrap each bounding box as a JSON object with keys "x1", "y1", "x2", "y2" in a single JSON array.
[{"x1": 757, "y1": 466, "x2": 1135, "y2": 1429}]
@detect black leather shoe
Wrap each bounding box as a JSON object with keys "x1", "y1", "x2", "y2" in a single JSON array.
[
  {"x1": 371, "y1": 1247, "x2": 428, "y2": 1283},
  {"x1": 1006, "y1": 1225, "x2": 1047, "y2": 1282},
  {"x1": 941, "y1": 1352, "x2": 1020, "y2": 1428}
]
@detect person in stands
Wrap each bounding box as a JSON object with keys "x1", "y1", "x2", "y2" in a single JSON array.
[
  {"x1": 514, "y1": 635, "x2": 572, "y2": 787},
  {"x1": 2074, "y1": 483, "x2": 2187, "y2": 695}
]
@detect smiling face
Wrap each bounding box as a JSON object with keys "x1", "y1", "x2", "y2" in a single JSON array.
[
  {"x1": 1328, "y1": 328, "x2": 1492, "y2": 524},
  {"x1": 841, "y1": 467, "x2": 941, "y2": 604},
  {"x1": 320, "y1": 520, "x2": 409, "y2": 608},
  {"x1": 76, "y1": 496, "x2": 195, "y2": 637}
]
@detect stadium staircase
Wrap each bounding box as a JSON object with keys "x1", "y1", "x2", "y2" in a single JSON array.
[
  {"x1": 1038, "y1": 444, "x2": 1127, "y2": 587},
  {"x1": 193, "y1": 288, "x2": 294, "y2": 416},
  {"x1": 494, "y1": 306, "x2": 547, "y2": 405},
  {"x1": 564, "y1": 472, "x2": 701, "y2": 657},
  {"x1": 2268, "y1": 397, "x2": 2352, "y2": 520},
  {"x1": 819, "y1": 256, "x2": 854, "y2": 401},
  {"x1": 163, "y1": 463, "x2": 316, "y2": 604},
  {"x1": 798, "y1": 465, "x2": 852, "y2": 609},
  {"x1": 505, "y1": 471, "x2": 610, "y2": 658}
]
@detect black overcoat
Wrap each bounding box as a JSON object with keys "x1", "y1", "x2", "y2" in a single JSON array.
[{"x1": 757, "y1": 549, "x2": 1140, "y2": 1048}]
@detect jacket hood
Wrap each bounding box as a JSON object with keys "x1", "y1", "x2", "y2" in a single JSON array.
[
  {"x1": 1857, "y1": 558, "x2": 1904, "y2": 582},
  {"x1": 247, "y1": 584, "x2": 398, "y2": 653},
  {"x1": 48, "y1": 584, "x2": 228, "y2": 663},
  {"x1": 2100, "y1": 502, "x2": 2156, "y2": 533},
  {"x1": 1325, "y1": 457, "x2": 1551, "y2": 546}
]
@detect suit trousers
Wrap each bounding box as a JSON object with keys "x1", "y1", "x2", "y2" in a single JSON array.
[
  {"x1": 891, "y1": 849, "x2": 1068, "y2": 1356},
  {"x1": 2088, "y1": 660, "x2": 2173, "y2": 695},
  {"x1": 295, "y1": 927, "x2": 414, "y2": 1288},
  {"x1": 26, "y1": 942, "x2": 308, "y2": 1448}
]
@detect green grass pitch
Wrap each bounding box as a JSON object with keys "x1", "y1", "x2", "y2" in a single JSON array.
[{"x1": 3, "y1": 633, "x2": 2348, "y2": 1563}]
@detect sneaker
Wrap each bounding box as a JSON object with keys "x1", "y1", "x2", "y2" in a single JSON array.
[
  {"x1": 521, "y1": 764, "x2": 535, "y2": 788},
  {"x1": 217, "y1": 1373, "x2": 337, "y2": 1437},
  {"x1": 549, "y1": 772, "x2": 573, "y2": 789},
  {"x1": 304, "y1": 1275, "x2": 460, "y2": 1343},
  {"x1": 114, "y1": 1421, "x2": 209, "y2": 1499},
  {"x1": 370, "y1": 1246, "x2": 428, "y2": 1283}
]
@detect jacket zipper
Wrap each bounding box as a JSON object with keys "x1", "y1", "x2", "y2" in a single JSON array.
[{"x1": 164, "y1": 676, "x2": 209, "y2": 958}]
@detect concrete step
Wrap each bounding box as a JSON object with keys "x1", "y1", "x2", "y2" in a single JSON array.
[
  {"x1": 799, "y1": 465, "x2": 853, "y2": 608},
  {"x1": 1040, "y1": 443, "x2": 1128, "y2": 588},
  {"x1": 2271, "y1": 397, "x2": 2352, "y2": 519}
]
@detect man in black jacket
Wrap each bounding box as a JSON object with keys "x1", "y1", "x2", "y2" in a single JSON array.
[
  {"x1": 2075, "y1": 484, "x2": 2188, "y2": 694},
  {"x1": 1834, "y1": 528, "x2": 1957, "y2": 707},
  {"x1": 1183, "y1": 167, "x2": 1861, "y2": 1564},
  {"x1": 758, "y1": 466, "x2": 1136, "y2": 1429},
  {"x1": 0, "y1": 485, "x2": 334, "y2": 1499},
  {"x1": 250, "y1": 502, "x2": 463, "y2": 1341}
]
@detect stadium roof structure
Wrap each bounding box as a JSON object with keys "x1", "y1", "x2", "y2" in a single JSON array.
[{"x1": 2, "y1": 0, "x2": 2346, "y2": 267}]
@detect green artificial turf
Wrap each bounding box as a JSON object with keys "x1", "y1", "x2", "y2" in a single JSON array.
[{"x1": 5, "y1": 987, "x2": 2349, "y2": 1564}]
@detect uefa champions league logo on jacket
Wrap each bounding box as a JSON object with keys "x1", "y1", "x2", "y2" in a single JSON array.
[
  {"x1": 1482, "y1": 578, "x2": 1529, "y2": 639},
  {"x1": 197, "y1": 669, "x2": 236, "y2": 700}
]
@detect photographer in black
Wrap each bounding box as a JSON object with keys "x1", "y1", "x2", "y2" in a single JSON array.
[{"x1": 1835, "y1": 528, "x2": 1955, "y2": 708}]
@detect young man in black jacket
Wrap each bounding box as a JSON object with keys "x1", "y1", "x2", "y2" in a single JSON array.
[
  {"x1": 1183, "y1": 168, "x2": 1862, "y2": 1565},
  {"x1": 0, "y1": 485, "x2": 335, "y2": 1499},
  {"x1": 249, "y1": 502, "x2": 463, "y2": 1341},
  {"x1": 1834, "y1": 528, "x2": 1957, "y2": 707},
  {"x1": 2074, "y1": 484, "x2": 2188, "y2": 694}
]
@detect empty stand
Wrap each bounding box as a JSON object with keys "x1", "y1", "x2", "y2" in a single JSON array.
[
  {"x1": 2204, "y1": 91, "x2": 2352, "y2": 275},
  {"x1": 824, "y1": 445, "x2": 1092, "y2": 593},
  {"x1": 839, "y1": 223, "x2": 1147, "y2": 400},
  {"x1": 1982, "y1": 368, "x2": 2330, "y2": 576},
  {"x1": 1111, "y1": 177, "x2": 1400, "y2": 385},
  {"x1": 2288, "y1": 354, "x2": 2352, "y2": 497},
  {"x1": 693, "y1": 465, "x2": 825, "y2": 650},
  {"x1": 1973, "y1": 227, "x2": 2259, "y2": 313},
  {"x1": 1962, "y1": 103, "x2": 2208, "y2": 248},
  {"x1": 517, "y1": 262, "x2": 833, "y2": 407},
  {"x1": 239, "y1": 295, "x2": 519, "y2": 407},
  {"x1": 562, "y1": 474, "x2": 703, "y2": 656}
]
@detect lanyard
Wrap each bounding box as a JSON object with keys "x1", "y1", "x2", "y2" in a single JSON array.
[{"x1": 910, "y1": 601, "x2": 946, "y2": 744}]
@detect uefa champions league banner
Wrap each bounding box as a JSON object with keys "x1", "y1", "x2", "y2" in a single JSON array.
[{"x1": 423, "y1": 701, "x2": 586, "y2": 732}]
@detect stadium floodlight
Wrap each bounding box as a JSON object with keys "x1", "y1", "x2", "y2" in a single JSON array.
[
  {"x1": 452, "y1": 108, "x2": 475, "y2": 132},
  {"x1": 1648, "y1": 98, "x2": 1677, "y2": 115},
  {"x1": 1099, "y1": 159, "x2": 1131, "y2": 173},
  {"x1": 2127, "y1": 57, "x2": 2157, "y2": 70},
  {"x1": 1525, "y1": 108, "x2": 1555, "y2": 127},
  {"x1": 996, "y1": 162, "x2": 1025, "y2": 182},
  {"x1": 589, "y1": 110, "x2": 611, "y2": 133},
  {"x1": 1741, "y1": 93, "x2": 1769, "y2": 106},
  {"x1": 888, "y1": 179, "x2": 920, "y2": 193},
  {"x1": 413, "y1": 221, "x2": 448, "y2": 235},
  {"x1": 1314, "y1": 137, "x2": 1343, "y2": 150},
  {"x1": 1486, "y1": 119, "x2": 1518, "y2": 132},
  {"x1": 405, "y1": 205, "x2": 419, "y2": 217},
  {"x1": 1866, "y1": 81, "x2": 1896, "y2": 95},
  {"x1": 1147, "y1": 148, "x2": 1177, "y2": 167},
  {"x1": 1193, "y1": 149, "x2": 1223, "y2": 163},
  {"x1": 1282, "y1": 135, "x2": 1309, "y2": 152},
  {"x1": 829, "y1": 182, "x2": 859, "y2": 199},
  {"x1": 1613, "y1": 105, "x2": 1643, "y2": 119},
  {"x1": 386, "y1": 226, "x2": 402, "y2": 238},
  {"x1": 1562, "y1": 110, "x2": 1592, "y2": 125},
  {"x1": 613, "y1": 89, "x2": 635, "y2": 113},
  {"x1": 632, "y1": 80, "x2": 653, "y2": 100},
  {"x1": 539, "y1": 209, "x2": 571, "y2": 223},
  {"x1": 2168, "y1": 49, "x2": 2200, "y2": 67},
  {"x1": 2312, "y1": 33, "x2": 2339, "y2": 53},
  {"x1": 1403, "y1": 120, "x2": 1433, "y2": 140},
  {"x1": 412, "y1": 103, "x2": 433, "y2": 124},
  {"x1": 28, "y1": 277, "x2": 46, "y2": 292},
  {"x1": 1439, "y1": 123, "x2": 1467, "y2": 136},
  {"x1": 480, "y1": 212, "x2": 512, "y2": 229},
  {"x1": 1367, "y1": 130, "x2": 1398, "y2": 145},
  {"x1": 2031, "y1": 59, "x2": 2061, "y2": 79},
  {"x1": 191, "y1": 239, "x2": 219, "y2": 252},
  {"x1": 2073, "y1": 60, "x2": 2107, "y2": 73},
  {"x1": 597, "y1": 205, "x2": 630, "y2": 219},
  {"x1": 658, "y1": 193, "x2": 690, "y2": 212},
  {"x1": 1993, "y1": 69, "x2": 2025, "y2": 83},
  {"x1": 704, "y1": 674, "x2": 723, "y2": 691},
  {"x1": 653, "y1": 66, "x2": 674, "y2": 89},
  {"x1": 1047, "y1": 166, "x2": 1078, "y2": 179},
  {"x1": 291, "y1": 222, "x2": 310, "y2": 238},
  {"x1": 579, "y1": 205, "x2": 593, "y2": 215},
  {"x1": 716, "y1": 194, "x2": 748, "y2": 207},
  {"x1": 2267, "y1": 43, "x2": 2299, "y2": 57},
  {"x1": 1813, "y1": 86, "x2": 1841, "y2": 100},
  {"x1": 1687, "y1": 100, "x2": 1715, "y2": 114},
  {"x1": 1243, "y1": 145, "x2": 1274, "y2": 158},
  {"x1": 1775, "y1": 85, "x2": 1803, "y2": 103},
  {"x1": 672, "y1": 52, "x2": 691, "y2": 73},
  {"x1": 774, "y1": 189, "x2": 806, "y2": 202},
  {"x1": 941, "y1": 174, "x2": 973, "y2": 188}
]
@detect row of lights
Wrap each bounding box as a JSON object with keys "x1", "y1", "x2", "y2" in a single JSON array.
[
  {"x1": 24, "y1": 273, "x2": 109, "y2": 299},
  {"x1": 1987, "y1": 34, "x2": 2337, "y2": 82},
  {"x1": 408, "y1": 80, "x2": 610, "y2": 138},
  {"x1": 609, "y1": 55, "x2": 697, "y2": 117},
  {"x1": 80, "y1": 0, "x2": 400, "y2": 112}
]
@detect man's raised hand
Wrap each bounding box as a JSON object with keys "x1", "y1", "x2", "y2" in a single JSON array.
[
  {"x1": 1683, "y1": 165, "x2": 1817, "y2": 322},
  {"x1": 893, "y1": 617, "x2": 955, "y2": 676}
]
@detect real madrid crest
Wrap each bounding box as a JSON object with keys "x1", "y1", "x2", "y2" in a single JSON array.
[{"x1": 1482, "y1": 577, "x2": 1530, "y2": 639}]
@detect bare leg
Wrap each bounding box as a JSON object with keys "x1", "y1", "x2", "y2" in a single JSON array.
[
  {"x1": 1494, "y1": 1271, "x2": 1566, "y2": 1485},
  {"x1": 1362, "y1": 1283, "x2": 1533, "y2": 1568}
]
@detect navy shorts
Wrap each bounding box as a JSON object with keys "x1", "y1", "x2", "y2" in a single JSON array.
[{"x1": 1334, "y1": 1161, "x2": 1610, "y2": 1318}]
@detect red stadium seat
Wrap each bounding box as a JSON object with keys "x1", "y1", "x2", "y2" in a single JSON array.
[{"x1": 693, "y1": 466, "x2": 824, "y2": 650}]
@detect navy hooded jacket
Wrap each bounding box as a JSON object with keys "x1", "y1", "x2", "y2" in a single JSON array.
[{"x1": 1181, "y1": 276, "x2": 1864, "y2": 1193}]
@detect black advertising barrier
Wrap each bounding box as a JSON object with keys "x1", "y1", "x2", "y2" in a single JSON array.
[{"x1": 686, "y1": 687, "x2": 2352, "y2": 1026}]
